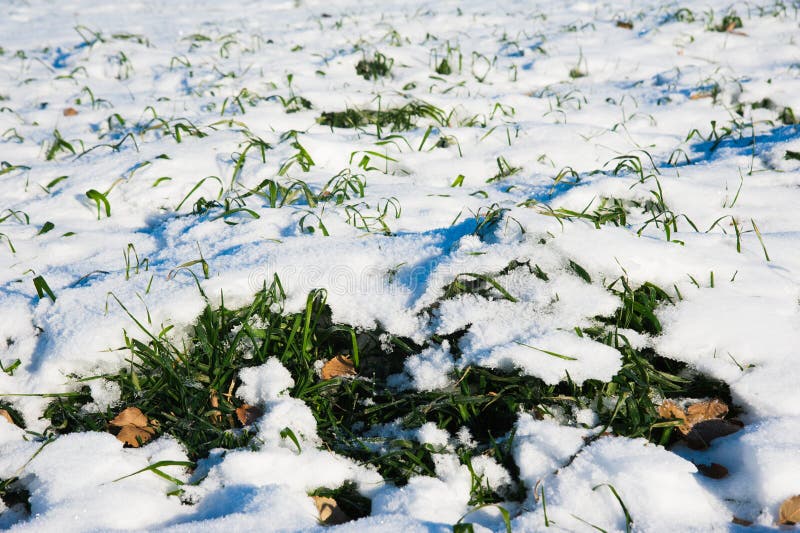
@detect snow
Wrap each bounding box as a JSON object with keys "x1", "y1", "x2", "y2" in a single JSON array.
[
  {"x1": 399, "y1": 341, "x2": 455, "y2": 391},
  {"x1": 1, "y1": 0, "x2": 799, "y2": 530},
  {"x1": 514, "y1": 436, "x2": 732, "y2": 532},
  {"x1": 4, "y1": 433, "x2": 191, "y2": 532},
  {"x1": 236, "y1": 357, "x2": 295, "y2": 404}
]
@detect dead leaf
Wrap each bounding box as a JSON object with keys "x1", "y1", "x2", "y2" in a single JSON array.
[
  {"x1": 0, "y1": 409, "x2": 15, "y2": 426},
  {"x1": 110, "y1": 406, "x2": 149, "y2": 428},
  {"x1": 779, "y1": 495, "x2": 800, "y2": 525},
  {"x1": 732, "y1": 516, "x2": 753, "y2": 526},
  {"x1": 616, "y1": 21, "x2": 633, "y2": 30},
  {"x1": 62, "y1": 107, "x2": 78, "y2": 116},
  {"x1": 695, "y1": 462, "x2": 729, "y2": 479},
  {"x1": 657, "y1": 400, "x2": 690, "y2": 433},
  {"x1": 690, "y1": 92, "x2": 713, "y2": 100},
  {"x1": 312, "y1": 495, "x2": 350, "y2": 525},
  {"x1": 657, "y1": 400, "x2": 686, "y2": 420},
  {"x1": 109, "y1": 407, "x2": 156, "y2": 447},
  {"x1": 116, "y1": 424, "x2": 156, "y2": 448},
  {"x1": 658, "y1": 399, "x2": 730, "y2": 435},
  {"x1": 236, "y1": 404, "x2": 263, "y2": 426},
  {"x1": 686, "y1": 399, "x2": 728, "y2": 424},
  {"x1": 209, "y1": 390, "x2": 223, "y2": 424},
  {"x1": 321, "y1": 355, "x2": 356, "y2": 380},
  {"x1": 686, "y1": 419, "x2": 742, "y2": 450}
]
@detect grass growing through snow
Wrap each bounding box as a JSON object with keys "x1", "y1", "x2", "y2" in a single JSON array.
[
  {"x1": 23, "y1": 258, "x2": 731, "y2": 518},
  {"x1": 355, "y1": 51, "x2": 393, "y2": 80},
  {"x1": 318, "y1": 100, "x2": 447, "y2": 132}
]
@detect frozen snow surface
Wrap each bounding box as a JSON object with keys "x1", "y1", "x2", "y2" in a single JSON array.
[{"x1": 1, "y1": 0, "x2": 800, "y2": 531}]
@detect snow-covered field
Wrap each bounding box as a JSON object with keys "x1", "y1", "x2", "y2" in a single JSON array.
[{"x1": 1, "y1": 0, "x2": 800, "y2": 531}]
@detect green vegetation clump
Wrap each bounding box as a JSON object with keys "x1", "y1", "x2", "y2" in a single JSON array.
[
  {"x1": 28, "y1": 260, "x2": 731, "y2": 509},
  {"x1": 355, "y1": 52, "x2": 393, "y2": 80},
  {"x1": 714, "y1": 13, "x2": 743, "y2": 32},
  {"x1": 435, "y1": 58, "x2": 452, "y2": 75},
  {"x1": 317, "y1": 101, "x2": 446, "y2": 131}
]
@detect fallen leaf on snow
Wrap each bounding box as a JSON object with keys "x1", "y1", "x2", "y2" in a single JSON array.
[
  {"x1": 321, "y1": 355, "x2": 356, "y2": 380},
  {"x1": 312, "y1": 495, "x2": 350, "y2": 525},
  {"x1": 62, "y1": 107, "x2": 78, "y2": 116},
  {"x1": 109, "y1": 407, "x2": 156, "y2": 447},
  {"x1": 236, "y1": 404, "x2": 263, "y2": 425},
  {"x1": 779, "y1": 495, "x2": 800, "y2": 525},
  {"x1": 0, "y1": 409, "x2": 15, "y2": 426},
  {"x1": 732, "y1": 516, "x2": 753, "y2": 526}
]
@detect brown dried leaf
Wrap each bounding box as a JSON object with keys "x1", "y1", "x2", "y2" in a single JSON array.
[
  {"x1": 779, "y1": 495, "x2": 800, "y2": 525},
  {"x1": 116, "y1": 424, "x2": 155, "y2": 448},
  {"x1": 321, "y1": 355, "x2": 356, "y2": 380},
  {"x1": 235, "y1": 404, "x2": 263, "y2": 426},
  {"x1": 657, "y1": 400, "x2": 685, "y2": 420},
  {"x1": 690, "y1": 92, "x2": 712, "y2": 100},
  {"x1": 109, "y1": 407, "x2": 156, "y2": 447},
  {"x1": 208, "y1": 390, "x2": 224, "y2": 423},
  {"x1": 732, "y1": 516, "x2": 753, "y2": 526},
  {"x1": 686, "y1": 399, "x2": 728, "y2": 425},
  {"x1": 63, "y1": 107, "x2": 78, "y2": 116},
  {"x1": 686, "y1": 419, "x2": 743, "y2": 450},
  {"x1": 657, "y1": 400, "x2": 691, "y2": 434},
  {"x1": 312, "y1": 496, "x2": 350, "y2": 525},
  {"x1": 616, "y1": 21, "x2": 634, "y2": 30},
  {"x1": 695, "y1": 462, "x2": 729, "y2": 479},
  {"x1": 659, "y1": 399, "x2": 730, "y2": 436},
  {"x1": 0, "y1": 409, "x2": 15, "y2": 426},
  {"x1": 110, "y1": 406, "x2": 149, "y2": 428}
]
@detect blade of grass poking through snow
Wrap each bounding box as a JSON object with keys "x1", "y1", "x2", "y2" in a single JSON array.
[
  {"x1": 453, "y1": 273, "x2": 518, "y2": 302},
  {"x1": 37, "y1": 221, "x2": 55, "y2": 235},
  {"x1": 167, "y1": 245, "x2": 210, "y2": 281},
  {"x1": 86, "y1": 189, "x2": 111, "y2": 219},
  {"x1": 33, "y1": 275, "x2": 56, "y2": 301},
  {"x1": 0, "y1": 233, "x2": 16, "y2": 253},
  {"x1": 568, "y1": 260, "x2": 592, "y2": 283},
  {"x1": 541, "y1": 485, "x2": 551, "y2": 527},
  {"x1": 569, "y1": 513, "x2": 608, "y2": 532},
  {"x1": 111, "y1": 460, "x2": 195, "y2": 484},
  {"x1": 280, "y1": 427, "x2": 302, "y2": 453},
  {"x1": 175, "y1": 175, "x2": 223, "y2": 211},
  {"x1": 514, "y1": 341, "x2": 578, "y2": 361},
  {"x1": 593, "y1": 483, "x2": 632, "y2": 533},
  {"x1": 0, "y1": 391, "x2": 91, "y2": 398},
  {"x1": 456, "y1": 504, "x2": 512, "y2": 533},
  {"x1": 1, "y1": 437, "x2": 55, "y2": 492},
  {"x1": 751, "y1": 219, "x2": 770, "y2": 261}
]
